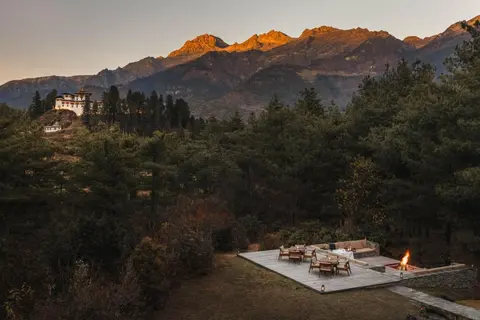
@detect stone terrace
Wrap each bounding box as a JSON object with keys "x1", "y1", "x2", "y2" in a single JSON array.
[{"x1": 238, "y1": 249, "x2": 401, "y2": 293}]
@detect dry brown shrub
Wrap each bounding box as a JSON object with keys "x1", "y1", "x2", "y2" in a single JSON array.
[
  {"x1": 262, "y1": 233, "x2": 283, "y2": 250},
  {"x1": 34, "y1": 260, "x2": 146, "y2": 320}
]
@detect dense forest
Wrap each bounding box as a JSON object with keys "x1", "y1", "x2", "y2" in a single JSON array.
[
  {"x1": 28, "y1": 86, "x2": 201, "y2": 136},
  {"x1": 1, "y1": 21, "x2": 479, "y2": 319}
]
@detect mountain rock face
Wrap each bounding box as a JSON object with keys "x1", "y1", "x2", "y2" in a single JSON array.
[
  {"x1": 403, "y1": 36, "x2": 435, "y2": 48},
  {"x1": 299, "y1": 26, "x2": 338, "y2": 38},
  {"x1": 260, "y1": 28, "x2": 397, "y2": 69},
  {"x1": 1, "y1": 15, "x2": 479, "y2": 117},
  {"x1": 226, "y1": 30, "x2": 293, "y2": 52},
  {"x1": 168, "y1": 34, "x2": 230, "y2": 57}
]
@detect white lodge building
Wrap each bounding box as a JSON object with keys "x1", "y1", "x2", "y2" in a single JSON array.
[{"x1": 54, "y1": 88, "x2": 95, "y2": 116}]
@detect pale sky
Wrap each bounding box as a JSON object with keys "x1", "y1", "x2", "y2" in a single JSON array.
[{"x1": 0, "y1": 0, "x2": 478, "y2": 85}]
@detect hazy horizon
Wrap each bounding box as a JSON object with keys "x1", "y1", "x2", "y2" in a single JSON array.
[{"x1": 0, "y1": 0, "x2": 479, "y2": 85}]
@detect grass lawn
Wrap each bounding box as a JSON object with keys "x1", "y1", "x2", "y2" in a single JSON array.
[
  {"x1": 157, "y1": 254, "x2": 420, "y2": 320},
  {"x1": 457, "y1": 300, "x2": 480, "y2": 310}
]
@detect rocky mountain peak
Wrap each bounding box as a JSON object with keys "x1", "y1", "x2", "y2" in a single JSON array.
[
  {"x1": 403, "y1": 36, "x2": 421, "y2": 42},
  {"x1": 226, "y1": 30, "x2": 292, "y2": 52},
  {"x1": 168, "y1": 34, "x2": 229, "y2": 57},
  {"x1": 468, "y1": 15, "x2": 480, "y2": 24},
  {"x1": 443, "y1": 15, "x2": 480, "y2": 35},
  {"x1": 300, "y1": 26, "x2": 338, "y2": 38},
  {"x1": 403, "y1": 36, "x2": 434, "y2": 48},
  {"x1": 258, "y1": 30, "x2": 292, "y2": 42},
  {"x1": 351, "y1": 28, "x2": 391, "y2": 38}
]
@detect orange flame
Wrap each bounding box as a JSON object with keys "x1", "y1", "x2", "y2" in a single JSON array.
[{"x1": 400, "y1": 251, "x2": 410, "y2": 267}]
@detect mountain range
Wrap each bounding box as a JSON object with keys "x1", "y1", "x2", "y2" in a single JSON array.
[{"x1": 1, "y1": 15, "x2": 478, "y2": 117}]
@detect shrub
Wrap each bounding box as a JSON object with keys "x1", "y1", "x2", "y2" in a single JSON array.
[
  {"x1": 231, "y1": 221, "x2": 250, "y2": 251},
  {"x1": 3, "y1": 284, "x2": 35, "y2": 320},
  {"x1": 131, "y1": 237, "x2": 174, "y2": 309},
  {"x1": 268, "y1": 222, "x2": 361, "y2": 249},
  {"x1": 261, "y1": 233, "x2": 282, "y2": 250},
  {"x1": 175, "y1": 225, "x2": 215, "y2": 277},
  {"x1": 237, "y1": 215, "x2": 264, "y2": 242},
  {"x1": 212, "y1": 227, "x2": 234, "y2": 252},
  {"x1": 210, "y1": 223, "x2": 249, "y2": 252},
  {"x1": 156, "y1": 221, "x2": 215, "y2": 278},
  {"x1": 34, "y1": 260, "x2": 146, "y2": 320}
]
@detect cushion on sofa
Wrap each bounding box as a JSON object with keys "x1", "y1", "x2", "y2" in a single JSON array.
[
  {"x1": 350, "y1": 240, "x2": 363, "y2": 250},
  {"x1": 335, "y1": 241, "x2": 346, "y2": 249},
  {"x1": 354, "y1": 248, "x2": 375, "y2": 254},
  {"x1": 350, "y1": 239, "x2": 368, "y2": 249}
]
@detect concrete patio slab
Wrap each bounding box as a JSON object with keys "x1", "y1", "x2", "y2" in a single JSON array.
[{"x1": 238, "y1": 250, "x2": 401, "y2": 294}]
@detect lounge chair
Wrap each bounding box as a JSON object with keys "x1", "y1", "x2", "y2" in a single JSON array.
[{"x1": 278, "y1": 246, "x2": 290, "y2": 260}]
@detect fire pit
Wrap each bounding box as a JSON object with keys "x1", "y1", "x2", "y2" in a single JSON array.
[{"x1": 384, "y1": 251, "x2": 421, "y2": 272}]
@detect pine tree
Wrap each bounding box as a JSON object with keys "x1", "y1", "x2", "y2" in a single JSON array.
[
  {"x1": 165, "y1": 95, "x2": 174, "y2": 130},
  {"x1": 247, "y1": 112, "x2": 256, "y2": 126},
  {"x1": 143, "y1": 133, "x2": 166, "y2": 216},
  {"x1": 149, "y1": 91, "x2": 159, "y2": 133},
  {"x1": 135, "y1": 91, "x2": 147, "y2": 134},
  {"x1": 92, "y1": 101, "x2": 99, "y2": 115},
  {"x1": 228, "y1": 111, "x2": 244, "y2": 132},
  {"x1": 28, "y1": 91, "x2": 43, "y2": 119},
  {"x1": 295, "y1": 88, "x2": 324, "y2": 116},
  {"x1": 82, "y1": 93, "x2": 91, "y2": 127},
  {"x1": 157, "y1": 94, "x2": 164, "y2": 131},
  {"x1": 108, "y1": 85, "x2": 120, "y2": 124},
  {"x1": 43, "y1": 89, "x2": 58, "y2": 113},
  {"x1": 175, "y1": 98, "x2": 191, "y2": 128},
  {"x1": 126, "y1": 90, "x2": 134, "y2": 132},
  {"x1": 101, "y1": 91, "x2": 109, "y2": 117},
  {"x1": 267, "y1": 93, "x2": 284, "y2": 112}
]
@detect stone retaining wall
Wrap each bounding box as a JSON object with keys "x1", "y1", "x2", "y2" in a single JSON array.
[
  {"x1": 389, "y1": 286, "x2": 480, "y2": 320},
  {"x1": 402, "y1": 267, "x2": 478, "y2": 290}
]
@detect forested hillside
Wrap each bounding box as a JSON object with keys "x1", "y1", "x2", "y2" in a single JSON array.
[{"x1": 1, "y1": 21, "x2": 479, "y2": 319}]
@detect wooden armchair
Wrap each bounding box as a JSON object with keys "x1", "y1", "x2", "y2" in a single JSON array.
[
  {"x1": 303, "y1": 249, "x2": 316, "y2": 261},
  {"x1": 309, "y1": 257, "x2": 321, "y2": 273},
  {"x1": 278, "y1": 246, "x2": 290, "y2": 260},
  {"x1": 319, "y1": 262, "x2": 335, "y2": 276},
  {"x1": 288, "y1": 250, "x2": 303, "y2": 263},
  {"x1": 336, "y1": 260, "x2": 352, "y2": 276}
]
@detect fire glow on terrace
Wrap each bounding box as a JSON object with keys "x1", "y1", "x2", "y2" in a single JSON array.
[{"x1": 385, "y1": 250, "x2": 422, "y2": 272}]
